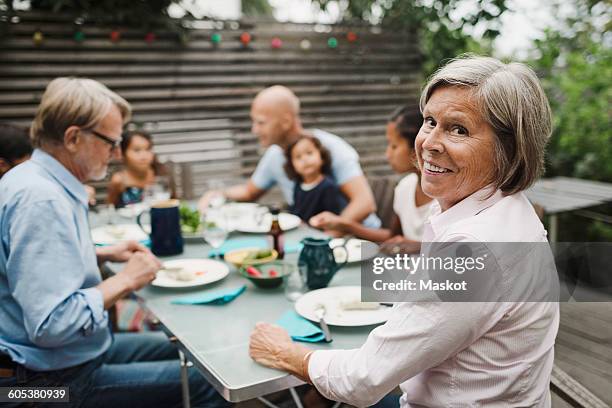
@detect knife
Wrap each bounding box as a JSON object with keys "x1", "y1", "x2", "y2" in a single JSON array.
[{"x1": 314, "y1": 305, "x2": 332, "y2": 342}]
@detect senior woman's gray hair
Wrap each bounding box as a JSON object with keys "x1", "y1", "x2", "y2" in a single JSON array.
[
  {"x1": 420, "y1": 54, "x2": 552, "y2": 195},
  {"x1": 31, "y1": 77, "x2": 131, "y2": 148}
]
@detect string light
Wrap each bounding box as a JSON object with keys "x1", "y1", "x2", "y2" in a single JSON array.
[
  {"x1": 240, "y1": 32, "x2": 251, "y2": 46},
  {"x1": 110, "y1": 30, "x2": 121, "y2": 43},
  {"x1": 73, "y1": 30, "x2": 85, "y2": 42},
  {"x1": 211, "y1": 32, "x2": 222, "y2": 45},
  {"x1": 32, "y1": 30, "x2": 44, "y2": 45},
  {"x1": 271, "y1": 37, "x2": 282, "y2": 49}
]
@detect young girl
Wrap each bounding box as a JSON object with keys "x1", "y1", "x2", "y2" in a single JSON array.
[
  {"x1": 0, "y1": 123, "x2": 32, "y2": 179},
  {"x1": 284, "y1": 134, "x2": 347, "y2": 222},
  {"x1": 309, "y1": 106, "x2": 433, "y2": 251},
  {"x1": 107, "y1": 130, "x2": 173, "y2": 207}
]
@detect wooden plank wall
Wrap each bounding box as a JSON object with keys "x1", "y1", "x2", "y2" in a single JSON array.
[{"x1": 0, "y1": 11, "x2": 422, "y2": 201}]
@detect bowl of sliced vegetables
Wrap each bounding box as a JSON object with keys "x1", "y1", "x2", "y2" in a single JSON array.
[
  {"x1": 224, "y1": 248, "x2": 277, "y2": 267},
  {"x1": 238, "y1": 261, "x2": 295, "y2": 289}
]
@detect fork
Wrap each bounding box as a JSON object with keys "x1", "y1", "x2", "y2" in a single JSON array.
[{"x1": 314, "y1": 305, "x2": 332, "y2": 342}]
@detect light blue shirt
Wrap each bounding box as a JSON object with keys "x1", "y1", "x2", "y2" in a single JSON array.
[
  {"x1": 0, "y1": 149, "x2": 111, "y2": 371},
  {"x1": 251, "y1": 129, "x2": 381, "y2": 228}
]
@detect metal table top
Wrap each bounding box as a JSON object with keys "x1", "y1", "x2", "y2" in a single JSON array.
[
  {"x1": 526, "y1": 177, "x2": 612, "y2": 214},
  {"x1": 106, "y1": 225, "x2": 374, "y2": 402}
]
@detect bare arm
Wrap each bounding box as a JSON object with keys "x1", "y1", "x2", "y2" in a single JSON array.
[
  {"x1": 338, "y1": 175, "x2": 376, "y2": 223},
  {"x1": 96, "y1": 251, "x2": 160, "y2": 310},
  {"x1": 106, "y1": 173, "x2": 123, "y2": 207},
  {"x1": 224, "y1": 179, "x2": 266, "y2": 202},
  {"x1": 198, "y1": 179, "x2": 266, "y2": 212},
  {"x1": 315, "y1": 213, "x2": 393, "y2": 242}
]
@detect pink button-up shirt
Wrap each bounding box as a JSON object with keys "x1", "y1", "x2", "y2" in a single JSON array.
[{"x1": 308, "y1": 189, "x2": 560, "y2": 407}]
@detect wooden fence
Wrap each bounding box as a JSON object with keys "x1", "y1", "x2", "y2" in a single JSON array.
[{"x1": 0, "y1": 11, "x2": 422, "y2": 201}]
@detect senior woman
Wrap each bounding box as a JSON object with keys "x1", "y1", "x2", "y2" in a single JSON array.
[{"x1": 249, "y1": 55, "x2": 559, "y2": 407}]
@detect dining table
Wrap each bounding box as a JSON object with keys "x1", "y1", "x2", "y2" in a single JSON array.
[{"x1": 93, "y1": 209, "x2": 383, "y2": 407}]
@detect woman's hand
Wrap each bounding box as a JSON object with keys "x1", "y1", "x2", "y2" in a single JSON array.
[
  {"x1": 380, "y1": 235, "x2": 421, "y2": 254},
  {"x1": 249, "y1": 322, "x2": 312, "y2": 379},
  {"x1": 96, "y1": 240, "x2": 151, "y2": 263},
  {"x1": 309, "y1": 211, "x2": 347, "y2": 231},
  {"x1": 249, "y1": 322, "x2": 294, "y2": 370}
]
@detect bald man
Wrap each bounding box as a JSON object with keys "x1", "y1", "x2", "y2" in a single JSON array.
[{"x1": 199, "y1": 85, "x2": 381, "y2": 229}]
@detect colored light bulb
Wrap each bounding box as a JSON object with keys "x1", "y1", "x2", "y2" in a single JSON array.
[
  {"x1": 240, "y1": 32, "x2": 251, "y2": 45},
  {"x1": 271, "y1": 37, "x2": 282, "y2": 49}
]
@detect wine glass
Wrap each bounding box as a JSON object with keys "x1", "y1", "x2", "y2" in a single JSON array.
[
  {"x1": 143, "y1": 176, "x2": 171, "y2": 207},
  {"x1": 201, "y1": 209, "x2": 228, "y2": 259},
  {"x1": 206, "y1": 180, "x2": 227, "y2": 209}
]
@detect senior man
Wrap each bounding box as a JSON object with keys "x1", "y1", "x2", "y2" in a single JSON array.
[
  {"x1": 198, "y1": 85, "x2": 381, "y2": 229},
  {"x1": 0, "y1": 78, "x2": 228, "y2": 407}
]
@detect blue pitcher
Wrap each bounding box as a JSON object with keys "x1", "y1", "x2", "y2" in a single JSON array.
[
  {"x1": 298, "y1": 237, "x2": 348, "y2": 290},
  {"x1": 137, "y1": 199, "x2": 183, "y2": 256}
]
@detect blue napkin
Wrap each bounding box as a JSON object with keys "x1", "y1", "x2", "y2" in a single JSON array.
[
  {"x1": 207, "y1": 238, "x2": 302, "y2": 257},
  {"x1": 171, "y1": 285, "x2": 246, "y2": 305},
  {"x1": 95, "y1": 238, "x2": 151, "y2": 248},
  {"x1": 208, "y1": 238, "x2": 268, "y2": 258},
  {"x1": 276, "y1": 310, "x2": 326, "y2": 343}
]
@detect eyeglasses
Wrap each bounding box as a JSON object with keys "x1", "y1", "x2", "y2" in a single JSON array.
[{"x1": 87, "y1": 129, "x2": 122, "y2": 150}]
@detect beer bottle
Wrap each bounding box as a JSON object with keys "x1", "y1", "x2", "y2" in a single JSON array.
[{"x1": 269, "y1": 206, "x2": 284, "y2": 259}]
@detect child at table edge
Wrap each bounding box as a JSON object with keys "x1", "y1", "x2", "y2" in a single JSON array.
[{"x1": 283, "y1": 133, "x2": 347, "y2": 223}]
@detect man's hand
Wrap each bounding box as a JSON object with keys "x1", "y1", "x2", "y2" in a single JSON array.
[
  {"x1": 197, "y1": 190, "x2": 225, "y2": 213},
  {"x1": 117, "y1": 251, "x2": 161, "y2": 292},
  {"x1": 96, "y1": 240, "x2": 151, "y2": 264}
]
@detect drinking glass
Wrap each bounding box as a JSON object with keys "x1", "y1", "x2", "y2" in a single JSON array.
[
  {"x1": 206, "y1": 180, "x2": 227, "y2": 209},
  {"x1": 201, "y1": 209, "x2": 228, "y2": 258},
  {"x1": 143, "y1": 176, "x2": 171, "y2": 207},
  {"x1": 284, "y1": 266, "x2": 307, "y2": 301}
]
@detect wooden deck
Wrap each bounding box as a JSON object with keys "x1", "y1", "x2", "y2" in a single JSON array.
[{"x1": 554, "y1": 302, "x2": 612, "y2": 406}]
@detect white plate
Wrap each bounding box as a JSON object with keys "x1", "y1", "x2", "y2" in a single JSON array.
[
  {"x1": 238, "y1": 212, "x2": 302, "y2": 233},
  {"x1": 220, "y1": 202, "x2": 262, "y2": 217},
  {"x1": 211, "y1": 209, "x2": 302, "y2": 234},
  {"x1": 152, "y1": 258, "x2": 229, "y2": 288},
  {"x1": 330, "y1": 238, "x2": 379, "y2": 263},
  {"x1": 91, "y1": 224, "x2": 149, "y2": 245},
  {"x1": 295, "y1": 286, "x2": 392, "y2": 327}
]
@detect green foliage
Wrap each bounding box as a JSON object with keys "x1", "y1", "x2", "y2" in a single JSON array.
[
  {"x1": 310, "y1": 0, "x2": 507, "y2": 76},
  {"x1": 242, "y1": 0, "x2": 274, "y2": 17},
  {"x1": 1, "y1": 0, "x2": 193, "y2": 35},
  {"x1": 527, "y1": 1, "x2": 612, "y2": 183}
]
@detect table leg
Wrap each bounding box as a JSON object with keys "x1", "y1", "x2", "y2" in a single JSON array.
[
  {"x1": 289, "y1": 387, "x2": 304, "y2": 408},
  {"x1": 549, "y1": 214, "x2": 558, "y2": 243},
  {"x1": 179, "y1": 350, "x2": 191, "y2": 408},
  {"x1": 257, "y1": 397, "x2": 282, "y2": 408}
]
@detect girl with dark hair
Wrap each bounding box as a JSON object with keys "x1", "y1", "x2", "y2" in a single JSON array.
[
  {"x1": 284, "y1": 133, "x2": 347, "y2": 222},
  {"x1": 0, "y1": 123, "x2": 32, "y2": 178},
  {"x1": 107, "y1": 130, "x2": 174, "y2": 207},
  {"x1": 310, "y1": 106, "x2": 433, "y2": 251}
]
